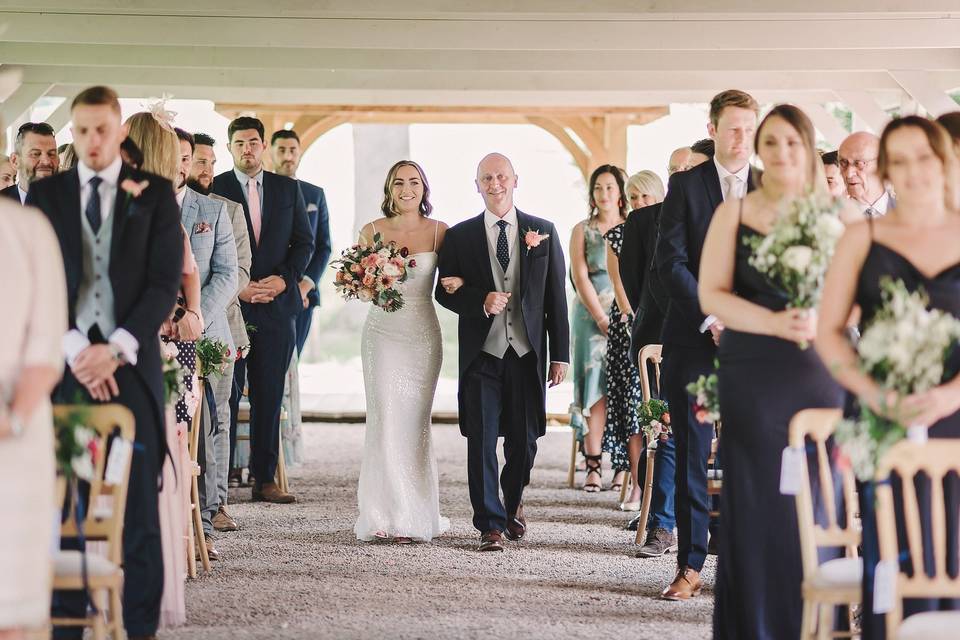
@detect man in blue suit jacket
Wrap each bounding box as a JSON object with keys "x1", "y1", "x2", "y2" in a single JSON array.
[
  {"x1": 270, "y1": 129, "x2": 332, "y2": 355},
  {"x1": 211, "y1": 117, "x2": 313, "y2": 504},
  {"x1": 174, "y1": 128, "x2": 237, "y2": 556}
]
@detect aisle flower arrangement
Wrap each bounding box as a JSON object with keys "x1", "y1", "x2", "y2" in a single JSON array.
[
  {"x1": 54, "y1": 405, "x2": 100, "y2": 481},
  {"x1": 687, "y1": 372, "x2": 720, "y2": 424},
  {"x1": 196, "y1": 337, "x2": 231, "y2": 379},
  {"x1": 332, "y1": 233, "x2": 416, "y2": 312},
  {"x1": 637, "y1": 398, "x2": 671, "y2": 442}
]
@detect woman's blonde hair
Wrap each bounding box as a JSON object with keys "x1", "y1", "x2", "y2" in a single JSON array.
[
  {"x1": 124, "y1": 111, "x2": 179, "y2": 182},
  {"x1": 625, "y1": 170, "x2": 665, "y2": 205}
]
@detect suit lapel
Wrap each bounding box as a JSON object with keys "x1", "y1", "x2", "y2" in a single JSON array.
[
  {"x1": 181, "y1": 188, "x2": 199, "y2": 237},
  {"x1": 260, "y1": 171, "x2": 272, "y2": 236},
  {"x1": 700, "y1": 159, "x2": 723, "y2": 212},
  {"x1": 471, "y1": 213, "x2": 496, "y2": 293},
  {"x1": 515, "y1": 209, "x2": 531, "y2": 297},
  {"x1": 221, "y1": 171, "x2": 254, "y2": 250},
  {"x1": 110, "y1": 163, "x2": 135, "y2": 265},
  {"x1": 60, "y1": 169, "x2": 83, "y2": 298}
]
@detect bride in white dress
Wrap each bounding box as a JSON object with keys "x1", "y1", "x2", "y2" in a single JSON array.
[{"x1": 354, "y1": 160, "x2": 459, "y2": 543}]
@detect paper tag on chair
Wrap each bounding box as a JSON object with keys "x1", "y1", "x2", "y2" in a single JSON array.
[
  {"x1": 779, "y1": 446, "x2": 804, "y2": 495},
  {"x1": 873, "y1": 560, "x2": 897, "y2": 613},
  {"x1": 104, "y1": 438, "x2": 133, "y2": 486}
]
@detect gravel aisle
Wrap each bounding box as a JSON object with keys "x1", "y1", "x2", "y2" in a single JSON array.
[{"x1": 165, "y1": 423, "x2": 714, "y2": 640}]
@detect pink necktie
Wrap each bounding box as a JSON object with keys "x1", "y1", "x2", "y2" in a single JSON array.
[{"x1": 247, "y1": 178, "x2": 262, "y2": 244}]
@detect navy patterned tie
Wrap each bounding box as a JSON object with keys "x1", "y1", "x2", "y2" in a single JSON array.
[
  {"x1": 85, "y1": 176, "x2": 103, "y2": 234},
  {"x1": 495, "y1": 219, "x2": 510, "y2": 272}
]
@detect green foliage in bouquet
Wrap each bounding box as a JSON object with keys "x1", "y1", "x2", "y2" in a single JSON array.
[
  {"x1": 637, "y1": 398, "x2": 671, "y2": 442},
  {"x1": 196, "y1": 337, "x2": 231, "y2": 379},
  {"x1": 54, "y1": 405, "x2": 99, "y2": 481},
  {"x1": 686, "y1": 371, "x2": 720, "y2": 424}
]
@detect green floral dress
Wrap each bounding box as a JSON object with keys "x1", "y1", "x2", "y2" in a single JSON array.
[{"x1": 569, "y1": 221, "x2": 613, "y2": 439}]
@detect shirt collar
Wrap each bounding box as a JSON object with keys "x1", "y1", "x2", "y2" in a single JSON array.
[
  {"x1": 714, "y1": 156, "x2": 750, "y2": 184},
  {"x1": 17, "y1": 185, "x2": 27, "y2": 204},
  {"x1": 866, "y1": 190, "x2": 890, "y2": 213},
  {"x1": 176, "y1": 188, "x2": 187, "y2": 209},
  {"x1": 78, "y1": 154, "x2": 123, "y2": 189},
  {"x1": 234, "y1": 166, "x2": 263, "y2": 188},
  {"x1": 485, "y1": 206, "x2": 517, "y2": 228}
]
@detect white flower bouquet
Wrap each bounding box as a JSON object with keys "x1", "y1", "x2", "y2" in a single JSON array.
[
  {"x1": 835, "y1": 278, "x2": 960, "y2": 480},
  {"x1": 54, "y1": 406, "x2": 101, "y2": 482},
  {"x1": 744, "y1": 192, "x2": 846, "y2": 346},
  {"x1": 332, "y1": 232, "x2": 416, "y2": 312},
  {"x1": 686, "y1": 371, "x2": 720, "y2": 424}
]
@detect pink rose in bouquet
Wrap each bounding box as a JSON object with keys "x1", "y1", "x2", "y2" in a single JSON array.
[{"x1": 331, "y1": 231, "x2": 416, "y2": 312}]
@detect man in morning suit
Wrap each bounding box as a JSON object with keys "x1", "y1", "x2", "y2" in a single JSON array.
[
  {"x1": 656, "y1": 90, "x2": 758, "y2": 600},
  {"x1": 174, "y1": 128, "x2": 237, "y2": 559},
  {"x1": 619, "y1": 140, "x2": 714, "y2": 558},
  {"x1": 2, "y1": 121, "x2": 59, "y2": 204},
  {"x1": 28, "y1": 85, "x2": 183, "y2": 640},
  {"x1": 436, "y1": 153, "x2": 569, "y2": 552},
  {"x1": 211, "y1": 116, "x2": 313, "y2": 504}
]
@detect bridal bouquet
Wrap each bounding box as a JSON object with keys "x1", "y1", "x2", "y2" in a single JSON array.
[
  {"x1": 687, "y1": 371, "x2": 720, "y2": 424},
  {"x1": 744, "y1": 193, "x2": 846, "y2": 346},
  {"x1": 332, "y1": 233, "x2": 416, "y2": 312},
  {"x1": 638, "y1": 398, "x2": 671, "y2": 442},
  {"x1": 835, "y1": 278, "x2": 960, "y2": 480}
]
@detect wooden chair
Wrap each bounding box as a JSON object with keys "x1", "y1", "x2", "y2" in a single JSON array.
[
  {"x1": 567, "y1": 429, "x2": 580, "y2": 488},
  {"x1": 876, "y1": 439, "x2": 960, "y2": 640},
  {"x1": 634, "y1": 344, "x2": 663, "y2": 544},
  {"x1": 51, "y1": 404, "x2": 135, "y2": 640},
  {"x1": 789, "y1": 408, "x2": 861, "y2": 640},
  {"x1": 188, "y1": 375, "x2": 210, "y2": 577},
  {"x1": 236, "y1": 401, "x2": 289, "y2": 492}
]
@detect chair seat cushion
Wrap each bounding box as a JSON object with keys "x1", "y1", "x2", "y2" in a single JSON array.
[
  {"x1": 809, "y1": 557, "x2": 863, "y2": 588},
  {"x1": 897, "y1": 611, "x2": 960, "y2": 640},
  {"x1": 54, "y1": 550, "x2": 120, "y2": 578}
]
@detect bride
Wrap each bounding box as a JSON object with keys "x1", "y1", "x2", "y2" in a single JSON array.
[{"x1": 354, "y1": 160, "x2": 459, "y2": 543}]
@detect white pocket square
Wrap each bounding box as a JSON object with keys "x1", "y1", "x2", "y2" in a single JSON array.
[{"x1": 307, "y1": 204, "x2": 318, "y2": 212}]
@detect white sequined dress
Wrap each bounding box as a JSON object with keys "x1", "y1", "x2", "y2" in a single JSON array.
[{"x1": 355, "y1": 251, "x2": 449, "y2": 541}]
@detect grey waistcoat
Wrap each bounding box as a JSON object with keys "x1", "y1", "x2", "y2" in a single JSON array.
[
  {"x1": 482, "y1": 227, "x2": 532, "y2": 358},
  {"x1": 75, "y1": 214, "x2": 117, "y2": 339}
]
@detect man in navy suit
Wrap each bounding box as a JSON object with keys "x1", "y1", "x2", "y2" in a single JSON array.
[
  {"x1": 270, "y1": 129, "x2": 332, "y2": 354},
  {"x1": 656, "y1": 90, "x2": 758, "y2": 600},
  {"x1": 211, "y1": 116, "x2": 313, "y2": 504},
  {"x1": 436, "y1": 153, "x2": 569, "y2": 552}
]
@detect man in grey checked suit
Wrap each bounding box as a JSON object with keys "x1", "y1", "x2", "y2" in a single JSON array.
[
  {"x1": 188, "y1": 132, "x2": 251, "y2": 532},
  {"x1": 175, "y1": 129, "x2": 237, "y2": 560}
]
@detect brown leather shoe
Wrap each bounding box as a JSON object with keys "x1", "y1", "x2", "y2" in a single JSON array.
[
  {"x1": 252, "y1": 481, "x2": 296, "y2": 504},
  {"x1": 205, "y1": 534, "x2": 220, "y2": 561},
  {"x1": 478, "y1": 530, "x2": 504, "y2": 552},
  {"x1": 661, "y1": 566, "x2": 702, "y2": 600},
  {"x1": 213, "y1": 505, "x2": 239, "y2": 532},
  {"x1": 504, "y1": 504, "x2": 526, "y2": 541}
]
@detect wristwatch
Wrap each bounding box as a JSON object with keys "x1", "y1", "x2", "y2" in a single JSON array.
[
  {"x1": 8, "y1": 412, "x2": 24, "y2": 438},
  {"x1": 109, "y1": 343, "x2": 127, "y2": 365}
]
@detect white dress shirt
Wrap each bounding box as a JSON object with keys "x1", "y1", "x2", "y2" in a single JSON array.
[
  {"x1": 860, "y1": 191, "x2": 891, "y2": 217},
  {"x1": 17, "y1": 185, "x2": 27, "y2": 205},
  {"x1": 63, "y1": 155, "x2": 140, "y2": 366}
]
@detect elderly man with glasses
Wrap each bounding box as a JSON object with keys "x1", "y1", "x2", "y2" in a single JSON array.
[
  {"x1": 1, "y1": 122, "x2": 59, "y2": 205},
  {"x1": 838, "y1": 131, "x2": 892, "y2": 217}
]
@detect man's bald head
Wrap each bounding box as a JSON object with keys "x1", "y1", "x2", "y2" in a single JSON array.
[
  {"x1": 838, "y1": 131, "x2": 884, "y2": 204},
  {"x1": 667, "y1": 147, "x2": 693, "y2": 175},
  {"x1": 476, "y1": 152, "x2": 518, "y2": 216}
]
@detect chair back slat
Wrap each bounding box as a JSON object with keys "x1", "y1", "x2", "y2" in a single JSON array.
[
  {"x1": 789, "y1": 409, "x2": 859, "y2": 581},
  {"x1": 54, "y1": 404, "x2": 135, "y2": 565},
  {"x1": 876, "y1": 440, "x2": 960, "y2": 638},
  {"x1": 637, "y1": 344, "x2": 662, "y2": 404}
]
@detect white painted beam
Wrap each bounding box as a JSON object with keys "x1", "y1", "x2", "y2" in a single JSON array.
[
  {"x1": 0, "y1": 81, "x2": 52, "y2": 126},
  {"x1": 45, "y1": 93, "x2": 75, "y2": 131},
  {"x1": 2, "y1": 42, "x2": 959, "y2": 73},
  {"x1": 2, "y1": 13, "x2": 960, "y2": 51},
  {"x1": 889, "y1": 70, "x2": 959, "y2": 117},
  {"x1": 835, "y1": 90, "x2": 892, "y2": 133},
  {"x1": 800, "y1": 103, "x2": 850, "y2": 147}
]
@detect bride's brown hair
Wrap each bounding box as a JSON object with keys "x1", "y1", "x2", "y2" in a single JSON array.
[{"x1": 381, "y1": 160, "x2": 433, "y2": 218}]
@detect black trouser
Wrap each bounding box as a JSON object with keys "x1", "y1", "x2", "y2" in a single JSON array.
[
  {"x1": 53, "y1": 367, "x2": 164, "y2": 639},
  {"x1": 661, "y1": 343, "x2": 716, "y2": 572},
  {"x1": 461, "y1": 349, "x2": 541, "y2": 533},
  {"x1": 245, "y1": 317, "x2": 296, "y2": 483}
]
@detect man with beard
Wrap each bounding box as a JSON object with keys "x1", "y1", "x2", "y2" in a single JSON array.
[
  {"x1": 187, "y1": 132, "x2": 250, "y2": 528},
  {"x1": 2, "y1": 121, "x2": 59, "y2": 203},
  {"x1": 174, "y1": 128, "x2": 237, "y2": 556}
]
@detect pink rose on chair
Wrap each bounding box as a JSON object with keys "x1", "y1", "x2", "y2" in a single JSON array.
[{"x1": 523, "y1": 228, "x2": 550, "y2": 253}]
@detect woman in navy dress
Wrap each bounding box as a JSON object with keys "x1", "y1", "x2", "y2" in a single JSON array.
[
  {"x1": 817, "y1": 116, "x2": 960, "y2": 639},
  {"x1": 699, "y1": 104, "x2": 857, "y2": 639}
]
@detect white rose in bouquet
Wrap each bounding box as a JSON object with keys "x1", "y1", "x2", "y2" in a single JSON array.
[{"x1": 781, "y1": 245, "x2": 813, "y2": 272}]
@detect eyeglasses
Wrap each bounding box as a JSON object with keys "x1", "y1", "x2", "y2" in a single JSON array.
[
  {"x1": 16, "y1": 122, "x2": 55, "y2": 137},
  {"x1": 838, "y1": 157, "x2": 877, "y2": 171}
]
